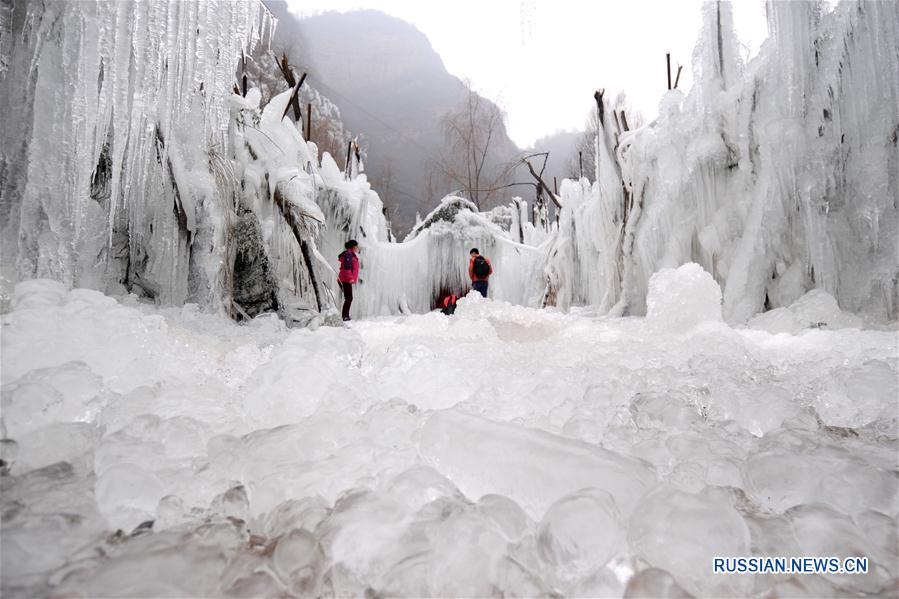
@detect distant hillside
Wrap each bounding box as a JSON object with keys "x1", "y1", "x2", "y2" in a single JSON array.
[
  {"x1": 264, "y1": 3, "x2": 520, "y2": 234},
  {"x1": 523, "y1": 129, "x2": 584, "y2": 190}
]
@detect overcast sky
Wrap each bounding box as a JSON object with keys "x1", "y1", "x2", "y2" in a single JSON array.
[{"x1": 286, "y1": 0, "x2": 769, "y2": 148}]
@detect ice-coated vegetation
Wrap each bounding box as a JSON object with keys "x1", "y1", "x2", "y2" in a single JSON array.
[
  {"x1": 3, "y1": 0, "x2": 895, "y2": 325},
  {"x1": 544, "y1": 1, "x2": 898, "y2": 322}
]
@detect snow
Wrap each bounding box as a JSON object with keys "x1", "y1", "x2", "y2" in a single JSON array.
[{"x1": 2, "y1": 279, "x2": 897, "y2": 597}]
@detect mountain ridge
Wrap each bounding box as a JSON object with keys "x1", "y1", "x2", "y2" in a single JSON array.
[{"x1": 263, "y1": 2, "x2": 520, "y2": 234}]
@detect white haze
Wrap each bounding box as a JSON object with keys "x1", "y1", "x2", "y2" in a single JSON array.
[{"x1": 287, "y1": 0, "x2": 770, "y2": 147}]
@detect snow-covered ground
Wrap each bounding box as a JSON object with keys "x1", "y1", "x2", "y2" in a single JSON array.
[{"x1": 2, "y1": 268, "x2": 896, "y2": 597}]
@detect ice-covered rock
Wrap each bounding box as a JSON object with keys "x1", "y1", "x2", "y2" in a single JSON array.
[
  {"x1": 12, "y1": 422, "x2": 99, "y2": 474},
  {"x1": 788, "y1": 289, "x2": 862, "y2": 330},
  {"x1": 786, "y1": 503, "x2": 895, "y2": 593},
  {"x1": 746, "y1": 307, "x2": 802, "y2": 335},
  {"x1": 623, "y1": 567, "x2": 693, "y2": 599},
  {"x1": 723, "y1": 288, "x2": 865, "y2": 335},
  {"x1": 272, "y1": 528, "x2": 326, "y2": 595},
  {"x1": 95, "y1": 464, "x2": 167, "y2": 530},
  {"x1": 423, "y1": 505, "x2": 509, "y2": 597},
  {"x1": 743, "y1": 448, "x2": 897, "y2": 516},
  {"x1": 1, "y1": 361, "x2": 104, "y2": 437},
  {"x1": 419, "y1": 409, "x2": 656, "y2": 519},
  {"x1": 629, "y1": 391, "x2": 704, "y2": 430},
  {"x1": 815, "y1": 360, "x2": 896, "y2": 429},
  {"x1": 645, "y1": 264, "x2": 723, "y2": 332},
  {"x1": 628, "y1": 487, "x2": 751, "y2": 596},
  {"x1": 536, "y1": 488, "x2": 626, "y2": 582},
  {"x1": 476, "y1": 494, "x2": 532, "y2": 542}
]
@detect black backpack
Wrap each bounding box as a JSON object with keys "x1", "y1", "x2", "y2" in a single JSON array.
[
  {"x1": 472, "y1": 255, "x2": 490, "y2": 277},
  {"x1": 340, "y1": 251, "x2": 354, "y2": 272}
]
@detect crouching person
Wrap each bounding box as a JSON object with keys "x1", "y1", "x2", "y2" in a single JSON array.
[{"x1": 441, "y1": 293, "x2": 458, "y2": 315}]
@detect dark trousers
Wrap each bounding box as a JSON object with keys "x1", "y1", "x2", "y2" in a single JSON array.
[
  {"x1": 472, "y1": 280, "x2": 488, "y2": 298},
  {"x1": 340, "y1": 281, "x2": 353, "y2": 319}
]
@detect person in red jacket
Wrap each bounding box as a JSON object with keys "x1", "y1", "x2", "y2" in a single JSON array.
[
  {"x1": 337, "y1": 239, "x2": 359, "y2": 321},
  {"x1": 468, "y1": 247, "x2": 492, "y2": 298}
]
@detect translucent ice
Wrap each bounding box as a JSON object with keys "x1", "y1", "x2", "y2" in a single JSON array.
[
  {"x1": 419, "y1": 409, "x2": 656, "y2": 519},
  {"x1": 1, "y1": 283, "x2": 896, "y2": 597},
  {"x1": 628, "y1": 487, "x2": 751, "y2": 596},
  {"x1": 815, "y1": 360, "x2": 897, "y2": 429},
  {"x1": 537, "y1": 488, "x2": 626, "y2": 582}
]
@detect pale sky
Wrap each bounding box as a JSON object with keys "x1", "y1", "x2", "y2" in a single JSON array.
[{"x1": 287, "y1": 0, "x2": 769, "y2": 148}]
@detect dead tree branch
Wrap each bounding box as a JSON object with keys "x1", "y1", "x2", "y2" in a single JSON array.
[
  {"x1": 666, "y1": 53, "x2": 672, "y2": 90},
  {"x1": 523, "y1": 158, "x2": 562, "y2": 210},
  {"x1": 274, "y1": 52, "x2": 305, "y2": 123},
  {"x1": 281, "y1": 72, "x2": 307, "y2": 122}
]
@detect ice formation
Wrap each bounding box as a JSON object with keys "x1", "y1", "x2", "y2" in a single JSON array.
[
  {"x1": 3, "y1": 0, "x2": 895, "y2": 329},
  {"x1": 1, "y1": 277, "x2": 896, "y2": 597},
  {"x1": 1, "y1": 2, "x2": 897, "y2": 594},
  {"x1": 0, "y1": 0, "x2": 274, "y2": 309},
  {"x1": 542, "y1": 0, "x2": 898, "y2": 323}
]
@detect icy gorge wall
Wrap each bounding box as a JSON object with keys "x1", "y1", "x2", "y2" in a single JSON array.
[
  {"x1": 1, "y1": 0, "x2": 894, "y2": 326},
  {"x1": 0, "y1": 0, "x2": 273, "y2": 308},
  {"x1": 552, "y1": 0, "x2": 898, "y2": 323}
]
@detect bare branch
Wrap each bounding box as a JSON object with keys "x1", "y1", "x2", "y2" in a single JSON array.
[{"x1": 523, "y1": 159, "x2": 562, "y2": 209}]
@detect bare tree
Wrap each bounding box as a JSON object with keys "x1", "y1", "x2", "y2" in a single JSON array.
[
  {"x1": 568, "y1": 92, "x2": 643, "y2": 182},
  {"x1": 433, "y1": 81, "x2": 511, "y2": 209}
]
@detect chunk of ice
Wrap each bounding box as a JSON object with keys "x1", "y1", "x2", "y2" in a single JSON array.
[
  {"x1": 646, "y1": 264, "x2": 723, "y2": 332},
  {"x1": 419, "y1": 409, "x2": 656, "y2": 518}
]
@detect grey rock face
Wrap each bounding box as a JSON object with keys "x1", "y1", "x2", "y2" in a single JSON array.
[{"x1": 232, "y1": 209, "x2": 278, "y2": 319}]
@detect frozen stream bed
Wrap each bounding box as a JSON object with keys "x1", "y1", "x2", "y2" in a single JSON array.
[{"x1": 1, "y1": 272, "x2": 896, "y2": 597}]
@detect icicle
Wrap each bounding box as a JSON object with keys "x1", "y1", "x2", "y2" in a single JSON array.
[{"x1": 1, "y1": 0, "x2": 273, "y2": 308}]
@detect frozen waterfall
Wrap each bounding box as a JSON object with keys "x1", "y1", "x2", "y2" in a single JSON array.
[
  {"x1": 545, "y1": 0, "x2": 898, "y2": 323},
  {"x1": 1, "y1": 0, "x2": 273, "y2": 308}
]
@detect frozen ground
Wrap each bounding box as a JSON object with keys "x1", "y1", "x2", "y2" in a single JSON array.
[{"x1": 1, "y1": 271, "x2": 897, "y2": 597}]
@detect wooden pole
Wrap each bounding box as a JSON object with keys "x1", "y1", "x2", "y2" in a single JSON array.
[
  {"x1": 273, "y1": 53, "x2": 305, "y2": 122},
  {"x1": 345, "y1": 140, "x2": 353, "y2": 179},
  {"x1": 666, "y1": 53, "x2": 672, "y2": 90},
  {"x1": 674, "y1": 65, "x2": 683, "y2": 89},
  {"x1": 305, "y1": 103, "x2": 312, "y2": 142},
  {"x1": 553, "y1": 176, "x2": 558, "y2": 195},
  {"x1": 579, "y1": 151, "x2": 583, "y2": 179},
  {"x1": 281, "y1": 72, "x2": 307, "y2": 122},
  {"x1": 240, "y1": 50, "x2": 248, "y2": 97},
  {"x1": 620, "y1": 111, "x2": 630, "y2": 132},
  {"x1": 594, "y1": 89, "x2": 605, "y2": 126}
]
